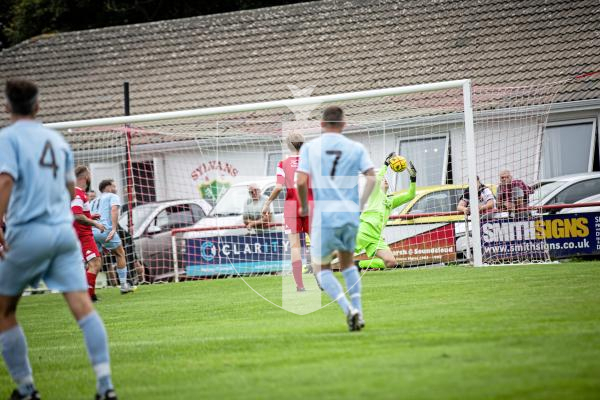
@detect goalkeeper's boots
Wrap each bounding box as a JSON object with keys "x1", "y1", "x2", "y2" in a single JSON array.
[
  {"x1": 346, "y1": 308, "x2": 361, "y2": 332},
  {"x1": 95, "y1": 389, "x2": 117, "y2": 400},
  {"x1": 119, "y1": 282, "x2": 137, "y2": 295},
  {"x1": 9, "y1": 389, "x2": 40, "y2": 400}
]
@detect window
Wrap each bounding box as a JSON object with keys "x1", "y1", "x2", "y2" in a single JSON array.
[
  {"x1": 153, "y1": 205, "x2": 195, "y2": 230},
  {"x1": 190, "y1": 204, "x2": 206, "y2": 222},
  {"x1": 409, "y1": 189, "x2": 462, "y2": 215},
  {"x1": 262, "y1": 185, "x2": 286, "y2": 214},
  {"x1": 541, "y1": 121, "x2": 596, "y2": 178},
  {"x1": 397, "y1": 135, "x2": 448, "y2": 190},
  {"x1": 265, "y1": 152, "x2": 283, "y2": 176},
  {"x1": 549, "y1": 178, "x2": 600, "y2": 205}
]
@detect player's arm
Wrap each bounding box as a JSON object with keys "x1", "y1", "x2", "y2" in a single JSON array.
[
  {"x1": 66, "y1": 180, "x2": 76, "y2": 200},
  {"x1": 457, "y1": 199, "x2": 470, "y2": 214},
  {"x1": 73, "y1": 213, "x2": 106, "y2": 231},
  {"x1": 297, "y1": 171, "x2": 310, "y2": 217},
  {"x1": 106, "y1": 204, "x2": 120, "y2": 241},
  {"x1": 0, "y1": 173, "x2": 14, "y2": 257},
  {"x1": 262, "y1": 184, "x2": 283, "y2": 215},
  {"x1": 359, "y1": 168, "x2": 376, "y2": 211},
  {"x1": 0, "y1": 173, "x2": 13, "y2": 223},
  {"x1": 390, "y1": 161, "x2": 417, "y2": 209},
  {"x1": 71, "y1": 192, "x2": 105, "y2": 231}
]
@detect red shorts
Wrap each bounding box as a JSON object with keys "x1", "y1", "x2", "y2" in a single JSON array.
[
  {"x1": 284, "y1": 215, "x2": 310, "y2": 234},
  {"x1": 79, "y1": 234, "x2": 100, "y2": 263}
]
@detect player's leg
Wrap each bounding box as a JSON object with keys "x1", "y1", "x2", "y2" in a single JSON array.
[
  {"x1": 45, "y1": 224, "x2": 116, "y2": 399},
  {"x1": 311, "y1": 226, "x2": 358, "y2": 330},
  {"x1": 339, "y1": 225, "x2": 363, "y2": 330},
  {"x1": 86, "y1": 257, "x2": 102, "y2": 301},
  {"x1": 63, "y1": 291, "x2": 115, "y2": 399},
  {"x1": 356, "y1": 225, "x2": 388, "y2": 269},
  {"x1": 0, "y1": 295, "x2": 40, "y2": 399},
  {"x1": 374, "y1": 248, "x2": 396, "y2": 268},
  {"x1": 134, "y1": 260, "x2": 146, "y2": 285},
  {"x1": 288, "y1": 232, "x2": 305, "y2": 291},
  {"x1": 358, "y1": 246, "x2": 395, "y2": 269},
  {"x1": 338, "y1": 249, "x2": 362, "y2": 331},
  {"x1": 111, "y1": 245, "x2": 135, "y2": 293},
  {"x1": 82, "y1": 236, "x2": 103, "y2": 301},
  {"x1": 0, "y1": 225, "x2": 53, "y2": 398}
]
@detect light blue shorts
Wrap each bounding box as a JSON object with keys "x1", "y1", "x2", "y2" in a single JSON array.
[
  {"x1": 0, "y1": 222, "x2": 87, "y2": 296},
  {"x1": 93, "y1": 230, "x2": 122, "y2": 251},
  {"x1": 310, "y1": 223, "x2": 358, "y2": 264}
]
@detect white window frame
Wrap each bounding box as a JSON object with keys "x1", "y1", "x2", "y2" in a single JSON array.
[
  {"x1": 265, "y1": 151, "x2": 283, "y2": 177},
  {"x1": 540, "y1": 118, "x2": 597, "y2": 178},
  {"x1": 395, "y1": 133, "x2": 450, "y2": 189}
]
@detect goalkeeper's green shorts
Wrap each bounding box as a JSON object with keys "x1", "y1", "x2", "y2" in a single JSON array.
[{"x1": 355, "y1": 226, "x2": 390, "y2": 258}]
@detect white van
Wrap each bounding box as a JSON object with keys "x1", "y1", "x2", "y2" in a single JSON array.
[{"x1": 183, "y1": 178, "x2": 285, "y2": 239}]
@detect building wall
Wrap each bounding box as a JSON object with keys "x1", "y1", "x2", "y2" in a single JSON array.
[{"x1": 82, "y1": 109, "x2": 598, "y2": 204}]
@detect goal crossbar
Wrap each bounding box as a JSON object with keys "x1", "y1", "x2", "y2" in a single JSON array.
[{"x1": 45, "y1": 79, "x2": 471, "y2": 130}]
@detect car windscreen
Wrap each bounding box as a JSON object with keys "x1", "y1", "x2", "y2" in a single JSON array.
[
  {"x1": 119, "y1": 203, "x2": 157, "y2": 231},
  {"x1": 209, "y1": 185, "x2": 250, "y2": 217},
  {"x1": 529, "y1": 181, "x2": 564, "y2": 205}
]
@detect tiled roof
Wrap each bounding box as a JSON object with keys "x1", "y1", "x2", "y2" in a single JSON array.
[{"x1": 0, "y1": 0, "x2": 599, "y2": 124}]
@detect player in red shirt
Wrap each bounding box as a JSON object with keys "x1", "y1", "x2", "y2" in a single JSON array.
[
  {"x1": 72, "y1": 166, "x2": 106, "y2": 301},
  {"x1": 262, "y1": 132, "x2": 313, "y2": 291}
]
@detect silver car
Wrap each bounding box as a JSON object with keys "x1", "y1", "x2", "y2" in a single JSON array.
[{"x1": 119, "y1": 199, "x2": 212, "y2": 281}]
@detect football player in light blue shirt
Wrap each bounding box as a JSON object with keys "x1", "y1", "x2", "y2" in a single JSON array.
[
  {"x1": 0, "y1": 79, "x2": 117, "y2": 399},
  {"x1": 91, "y1": 179, "x2": 135, "y2": 294},
  {"x1": 297, "y1": 105, "x2": 376, "y2": 331}
]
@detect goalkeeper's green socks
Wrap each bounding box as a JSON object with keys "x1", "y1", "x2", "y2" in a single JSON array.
[{"x1": 358, "y1": 258, "x2": 386, "y2": 269}]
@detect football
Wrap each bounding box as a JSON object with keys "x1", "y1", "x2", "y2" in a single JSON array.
[{"x1": 389, "y1": 155, "x2": 407, "y2": 172}]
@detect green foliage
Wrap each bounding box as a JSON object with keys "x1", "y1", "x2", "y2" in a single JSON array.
[
  {"x1": 0, "y1": 0, "x2": 315, "y2": 49},
  {"x1": 1, "y1": 262, "x2": 599, "y2": 399}
]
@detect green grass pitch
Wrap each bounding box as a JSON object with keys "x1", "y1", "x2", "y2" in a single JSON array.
[{"x1": 1, "y1": 262, "x2": 599, "y2": 399}]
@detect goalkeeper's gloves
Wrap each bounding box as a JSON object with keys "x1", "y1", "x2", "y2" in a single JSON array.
[
  {"x1": 407, "y1": 161, "x2": 417, "y2": 183},
  {"x1": 384, "y1": 152, "x2": 397, "y2": 166}
]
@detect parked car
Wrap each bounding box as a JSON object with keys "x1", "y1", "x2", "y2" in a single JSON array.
[
  {"x1": 184, "y1": 178, "x2": 286, "y2": 238},
  {"x1": 529, "y1": 172, "x2": 600, "y2": 214},
  {"x1": 456, "y1": 172, "x2": 600, "y2": 260},
  {"x1": 118, "y1": 199, "x2": 212, "y2": 282},
  {"x1": 558, "y1": 193, "x2": 600, "y2": 214},
  {"x1": 389, "y1": 184, "x2": 497, "y2": 225}
]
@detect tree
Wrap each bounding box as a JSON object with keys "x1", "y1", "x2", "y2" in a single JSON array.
[{"x1": 1, "y1": 0, "x2": 314, "y2": 50}]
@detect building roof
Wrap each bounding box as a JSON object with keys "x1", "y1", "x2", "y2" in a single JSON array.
[{"x1": 0, "y1": 0, "x2": 599, "y2": 125}]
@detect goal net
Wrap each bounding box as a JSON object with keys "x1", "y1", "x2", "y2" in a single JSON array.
[{"x1": 45, "y1": 79, "x2": 563, "y2": 299}]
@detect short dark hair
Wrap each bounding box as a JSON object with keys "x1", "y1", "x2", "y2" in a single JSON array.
[
  {"x1": 322, "y1": 106, "x2": 344, "y2": 128},
  {"x1": 5, "y1": 79, "x2": 39, "y2": 116},
  {"x1": 75, "y1": 165, "x2": 89, "y2": 178},
  {"x1": 99, "y1": 179, "x2": 114, "y2": 192}
]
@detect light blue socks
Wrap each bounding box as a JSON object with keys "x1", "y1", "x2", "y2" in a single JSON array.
[
  {"x1": 342, "y1": 266, "x2": 362, "y2": 314},
  {"x1": 0, "y1": 325, "x2": 35, "y2": 396},
  {"x1": 317, "y1": 269, "x2": 351, "y2": 314},
  {"x1": 117, "y1": 267, "x2": 128, "y2": 288},
  {"x1": 78, "y1": 311, "x2": 113, "y2": 394}
]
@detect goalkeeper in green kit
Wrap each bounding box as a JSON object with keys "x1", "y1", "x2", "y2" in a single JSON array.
[{"x1": 355, "y1": 153, "x2": 417, "y2": 269}]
